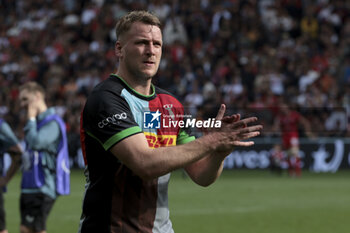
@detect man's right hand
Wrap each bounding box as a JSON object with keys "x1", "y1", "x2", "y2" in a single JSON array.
[
  {"x1": 27, "y1": 102, "x2": 38, "y2": 119},
  {"x1": 205, "y1": 104, "x2": 262, "y2": 155}
]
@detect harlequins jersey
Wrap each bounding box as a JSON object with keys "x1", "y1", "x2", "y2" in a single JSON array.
[{"x1": 79, "y1": 74, "x2": 195, "y2": 233}]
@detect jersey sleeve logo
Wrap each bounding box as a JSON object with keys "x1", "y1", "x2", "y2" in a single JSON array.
[{"x1": 98, "y1": 112, "x2": 127, "y2": 128}]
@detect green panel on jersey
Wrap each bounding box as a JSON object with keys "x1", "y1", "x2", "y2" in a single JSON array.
[
  {"x1": 104, "y1": 126, "x2": 142, "y2": 150},
  {"x1": 176, "y1": 129, "x2": 195, "y2": 145},
  {"x1": 87, "y1": 126, "x2": 142, "y2": 150}
]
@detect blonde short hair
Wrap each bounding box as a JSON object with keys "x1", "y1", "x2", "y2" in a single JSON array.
[
  {"x1": 19, "y1": 81, "x2": 45, "y2": 98},
  {"x1": 115, "y1": 11, "x2": 161, "y2": 40}
]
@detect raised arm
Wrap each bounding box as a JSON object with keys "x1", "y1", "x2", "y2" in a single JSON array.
[
  {"x1": 110, "y1": 105, "x2": 262, "y2": 182},
  {"x1": 184, "y1": 105, "x2": 261, "y2": 186}
]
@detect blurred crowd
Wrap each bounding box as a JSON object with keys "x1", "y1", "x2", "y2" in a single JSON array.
[{"x1": 1, "y1": 0, "x2": 350, "y2": 166}]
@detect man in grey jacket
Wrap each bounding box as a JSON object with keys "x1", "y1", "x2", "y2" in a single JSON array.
[{"x1": 19, "y1": 82, "x2": 66, "y2": 233}]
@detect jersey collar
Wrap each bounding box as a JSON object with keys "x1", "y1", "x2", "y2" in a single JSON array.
[{"x1": 111, "y1": 74, "x2": 156, "y2": 100}]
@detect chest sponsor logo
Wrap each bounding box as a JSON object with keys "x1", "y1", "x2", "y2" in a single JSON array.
[
  {"x1": 98, "y1": 112, "x2": 127, "y2": 128},
  {"x1": 144, "y1": 132, "x2": 176, "y2": 148}
]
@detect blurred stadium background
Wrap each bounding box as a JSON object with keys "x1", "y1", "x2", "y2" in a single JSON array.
[{"x1": 1, "y1": 0, "x2": 350, "y2": 232}]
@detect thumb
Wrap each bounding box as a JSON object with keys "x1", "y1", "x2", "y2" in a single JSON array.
[{"x1": 215, "y1": 104, "x2": 226, "y2": 120}]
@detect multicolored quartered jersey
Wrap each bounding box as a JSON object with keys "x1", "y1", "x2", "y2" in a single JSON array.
[{"x1": 79, "y1": 74, "x2": 195, "y2": 233}]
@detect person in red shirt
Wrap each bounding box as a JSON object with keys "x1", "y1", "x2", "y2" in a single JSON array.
[{"x1": 274, "y1": 103, "x2": 313, "y2": 177}]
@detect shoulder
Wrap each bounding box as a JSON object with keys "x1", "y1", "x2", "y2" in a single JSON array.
[
  {"x1": 85, "y1": 77, "x2": 128, "y2": 110},
  {"x1": 154, "y1": 86, "x2": 182, "y2": 105},
  {"x1": 90, "y1": 76, "x2": 125, "y2": 99},
  {"x1": 154, "y1": 85, "x2": 175, "y2": 97},
  {"x1": 0, "y1": 120, "x2": 15, "y2": 135}
]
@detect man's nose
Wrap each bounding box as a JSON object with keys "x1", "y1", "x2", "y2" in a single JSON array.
[{"x1": 145, "y1": 44, "x2": 155, "y2": 56}]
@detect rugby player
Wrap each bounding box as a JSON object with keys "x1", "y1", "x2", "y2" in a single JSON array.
[{"x1": 79, "y1": 10, "x2": 262, "y2": 233}]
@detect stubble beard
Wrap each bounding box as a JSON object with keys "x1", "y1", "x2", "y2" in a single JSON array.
[{"x1": 128, "y1": 63, "x2": 157, "y2": 83}]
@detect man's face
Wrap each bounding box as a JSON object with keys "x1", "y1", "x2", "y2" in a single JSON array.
[
  {"x1": 116, "y1": 22, "x2": 162, "y2": 80},
  {"x1": 19, "y1": 89, "x2": 37, "y2": 108}
]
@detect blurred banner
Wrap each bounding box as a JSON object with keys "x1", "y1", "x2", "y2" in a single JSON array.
[{"x1": 223, "y1": 138, "x2": 350, "y2": 172}]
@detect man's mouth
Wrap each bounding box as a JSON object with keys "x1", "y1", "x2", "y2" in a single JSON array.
[{"x1": 143, "y1": 61, "x2": 155, "y2": 65}]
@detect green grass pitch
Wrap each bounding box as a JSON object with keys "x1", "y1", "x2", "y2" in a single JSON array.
[{"x1": 4, "y1": 169, "x2": 350, "y2": 233}]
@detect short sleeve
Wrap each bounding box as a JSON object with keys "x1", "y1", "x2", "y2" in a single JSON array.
[
  {"x1": 82, "y1": 90, "x2": 142, "y2": 151},
  {"x1": 0, "y1": 121, "x2": 19, "y2": 151}
]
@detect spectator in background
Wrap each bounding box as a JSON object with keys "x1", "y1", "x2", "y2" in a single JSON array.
[
  {"x1": 162, "y1": 13, "x2": 188, "y2": 46},
  {"x1": 148, "y1": 0, "x2": 171, "y2": 22},
  {"x1": 0, "y1": 118, "x2": 22, "y2": 233},
  {"x1": 301, "y1": 7, "x2": 319, "y2": 39},
  {"x1": 18, "y1": 82, "x2": 69, "y2": 233},
  {"x1": 184, "y1": 80, "x2": 204, "y2": 116},
  {"x1": 325, "y1": 107, "x2": 348, "y2": 136}
]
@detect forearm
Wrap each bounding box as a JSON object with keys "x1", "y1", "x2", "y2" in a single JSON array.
[
  {"x1": 24, "y1": 119, "x2": 38, "y2": 147},
  {"x1": 185, "y1": 152, "x2": 227, "y2": 187},
  {"x1": 111, "y1": 115, "x2": 261, "y2": 181},
  {"x1": 111, "y1": 133, "x2": 220, "y2": 180}
]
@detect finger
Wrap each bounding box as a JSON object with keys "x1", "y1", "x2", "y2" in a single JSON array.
[
  {"x1": 222, "y1": 114, "x2": 240, "y2": 124},
  {"x1": 232, "y1": 117, "x2": 258, "y2": 128},
  {"x1": 222, "y1": 115, "x2": 235, "y2": 123},
  {"x1": 237, "y1": 125, "x2": 263, "y2": 134},
  {"x1": 215, "y1": 104, "x2": 226, "y2": 120},
  {"x1": 238, "y1": 131, "x2": 261, "y2": 140},
  {"x1": 233, "y1": 114, "x2": 241, "y2": 122},
  {"x1": 233, "y1": 141, "x2": 255, "y2": 147}
]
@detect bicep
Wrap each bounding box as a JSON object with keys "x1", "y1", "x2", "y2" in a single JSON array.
[
  {"x1": 83, "y1": 91, "x2": 141, "y2": 149},
  {"x1": 109, "y1": 132, "x2": 152, "y2": 175}
]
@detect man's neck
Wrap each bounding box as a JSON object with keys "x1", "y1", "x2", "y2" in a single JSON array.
[{"x1": 116, "y1": 72, "x2": 153, "y2": 96}]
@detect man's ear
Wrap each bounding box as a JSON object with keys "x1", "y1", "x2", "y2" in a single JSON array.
[{"x1": 115, "y1": 41, "x2": 122, "y2": 58}]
